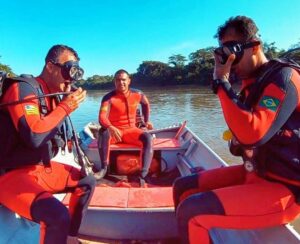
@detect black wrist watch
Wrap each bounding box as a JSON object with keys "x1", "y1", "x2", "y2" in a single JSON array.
[{"x1": 211, "y1": 79, "x2": 226, "y2": 94}]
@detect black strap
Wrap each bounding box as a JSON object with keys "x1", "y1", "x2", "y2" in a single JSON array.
[
  {"x1": 36, "y1": 86, "x2": 48, "y2": 115},
  {"x1": 244, "y1": 59, "x2": 300, "y2": 108},
  {"x1": 242, "y1": 41, "x2": 261, "y2": 49},
  {"x1": 1, "y1": 75, "x2": 49, "y2": 115}
]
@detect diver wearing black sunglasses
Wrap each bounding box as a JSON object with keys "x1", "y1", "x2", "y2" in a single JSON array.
[{"x1": 174, "y1": 15, "x2": 300, "y2": 244}]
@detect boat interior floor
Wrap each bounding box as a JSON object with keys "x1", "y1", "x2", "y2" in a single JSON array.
[{"x1": 96, "y1": 168, "x2": 181, "y2": 188}]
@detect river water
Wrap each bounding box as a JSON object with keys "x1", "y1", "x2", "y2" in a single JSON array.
[{"x1": 71, "y1": 85, "x2": 241, "y2": 164}]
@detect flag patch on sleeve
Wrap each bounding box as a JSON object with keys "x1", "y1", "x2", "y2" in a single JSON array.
[
  {"x1": 24, "y1": 105, "x2": 39, "y2": 115},
  {"x1": 258, "y1": 96, "x2": 280, "y2": 112},
  {"x1": 100, "y1": 105, "x2": 108, "y2": 112}
]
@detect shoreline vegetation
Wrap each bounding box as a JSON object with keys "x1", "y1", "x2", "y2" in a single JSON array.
[{"x1": 1, "y1": 42, "x2": 300, "y2": 90}]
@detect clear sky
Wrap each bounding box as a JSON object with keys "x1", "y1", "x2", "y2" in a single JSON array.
[{"x1": 1, "y1": 0, "x2": 299, "y2": 78}]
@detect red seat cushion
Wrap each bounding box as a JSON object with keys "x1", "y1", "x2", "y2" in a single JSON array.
[
  {"x1": 88, "y1": 138, "x2": 180, "y2": 150},
  {"x1": 63, "y1": 185, "x2": 174, "y2": 208}
]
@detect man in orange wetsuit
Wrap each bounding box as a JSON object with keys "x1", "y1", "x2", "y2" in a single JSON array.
[
  {"x1": 98, "y1": 69, "x2": 154, "y2": 186},
  {"x1": 0, "y1": 45, "x2": 96, "y2": 244},
  {"x1": 173, "y1": 16, "x2": 300, "y2": 244}
]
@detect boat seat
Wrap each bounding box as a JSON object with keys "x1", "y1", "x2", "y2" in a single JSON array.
[
  {"x1": 63, "y1": 185, "x2": 174, "y2": 208},
  {"x1": 88, "y1": 138, "x2": 181, "y2": 151},
  {"x1": 210, "y1": 223, "x2": 300, "y2": 244}
]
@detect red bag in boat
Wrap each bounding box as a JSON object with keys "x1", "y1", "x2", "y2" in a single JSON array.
[{"x1": 116, "y1": 153, "x2": 160, "y2": 175}]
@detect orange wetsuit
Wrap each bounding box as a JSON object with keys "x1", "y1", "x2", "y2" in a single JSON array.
[
  {"x1": 173, "y1": 61, "x2": 300, "y2": 244},
  {"x1": 0, "y1": 77, "x2": 96, "y2": 244},
  {"x1": 98, "y1": 88, "x2": 153, "y2": 177}
]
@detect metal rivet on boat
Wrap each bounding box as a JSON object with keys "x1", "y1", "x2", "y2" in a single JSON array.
[
  {"x1": 45, "y1": 166, "x2": 52, "y2": 173},
  {"x1": 244, "y1": 160, "x2": 254, "y2": 172}
]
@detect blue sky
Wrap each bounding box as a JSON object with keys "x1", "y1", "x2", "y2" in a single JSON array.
[{"x1": 1, "y1": 0, "x2": 299, "y2": 78}]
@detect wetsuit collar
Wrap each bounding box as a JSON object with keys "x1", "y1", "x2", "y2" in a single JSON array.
[
  {"x1": 35, "y1": 76, "x2": 51, "y2": 94},
  {"x1": 241, "y1": 61, "x2": 272, "y2": 89},
  {"x1": 116, "y1": 89, "x2": 130, "y2": 98},
  {"x1": 251, "y1": 61, "x2": 273, "y2": 80}
]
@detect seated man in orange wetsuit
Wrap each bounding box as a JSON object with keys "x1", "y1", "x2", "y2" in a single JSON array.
[
  {"x1": 0, "y1": 45, "x2": 96, "y2": 244},
  {"x1": 98, "y1": 69, "x2": 154, "y2": 186},
  {"x1": 173, "y1": 16, "x2": 300, "y2": 244}
]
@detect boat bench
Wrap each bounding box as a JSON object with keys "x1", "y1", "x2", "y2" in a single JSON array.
[
  {"x1": 88, "y1": 137, "x2": 182, "y2": 151},
  {"x1": 175, "y1": 139, "x2": 300, "y2": 243},
  {"x1": 210, "y1": 223, "x2": 300, "y2": 244}
]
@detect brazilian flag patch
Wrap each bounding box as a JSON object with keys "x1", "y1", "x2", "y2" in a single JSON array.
[{"x1": 258, "y1": 96, "x2": 280, "y2": 112}]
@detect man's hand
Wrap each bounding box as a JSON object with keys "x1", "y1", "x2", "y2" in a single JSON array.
[
  {"x1": 228, "y1": 135, "x2": 243, "y2": 157},
  {"x1": 59, "y1": 87, "x2": 87, "y2": 114},
  {"x1": 145, "y1": 121, "x2": 153, "y2": 130},
  {"x1": 231, "y1": 136, "x2": 240, "y2": 146},
  {"x1": 213, "y1": 52, "x2": 235, "y2": 81},
  {"x1": 108, "y1": 125, "x2": 122, "y2": 142}
]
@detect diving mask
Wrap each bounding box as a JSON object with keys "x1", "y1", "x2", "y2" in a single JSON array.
[
  {"x1": 214, "y1": 40, "x2": 261, "y2": 65},
  {"x1": 51, "y1": 60, "x2": 84, "y2": 82}
]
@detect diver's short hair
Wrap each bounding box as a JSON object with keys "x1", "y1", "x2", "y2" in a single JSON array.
[
  {"x1": 215, "y1": 16, "x2": 259, "y2": 42},
  {"x1": 114, "y1": 69, "x2": 130, "y2": 79},
  {"x1": 45, "y1": 44, "x2": 79, "y2": 63}
]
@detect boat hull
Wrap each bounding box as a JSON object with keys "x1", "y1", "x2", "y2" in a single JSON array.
[
  {"x1": 0, "y1": 206, "x2": 39, "y2": 243},
  {"x1": 1, "y1": 123, "x2": 300, "y2": 243},
  {"x1": 80, "y1": 207, "x2": 177, "y2": 240}
]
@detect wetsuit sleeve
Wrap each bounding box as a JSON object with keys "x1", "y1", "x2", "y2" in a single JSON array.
[
  {"x1": 98, "y1": 95, "x2": 112, "y2": 128},
  {"x1": 140, "y1": 92, "x2": 150, "y2": 123},
  {"x1": 4, "y1": 82, "x2": 67, "y2": 148},
  {"x1": 217, "y1": 68, "x2": 300, "y2": 146}
]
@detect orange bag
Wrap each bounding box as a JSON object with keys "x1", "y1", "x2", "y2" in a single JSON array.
[{"x1": 116, "y1": 153, "x2": 160, "y2": 175}]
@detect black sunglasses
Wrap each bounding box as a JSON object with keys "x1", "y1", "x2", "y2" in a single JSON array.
[{"x1": 214, "y1": 40, "x2": 261, "y2": 65}]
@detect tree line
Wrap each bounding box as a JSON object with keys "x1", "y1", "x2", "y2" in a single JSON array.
[
  {"x1": 76, "y1": 41, "x2": 300, "y2": 89},
  {"x1": 1, "y1": 41, "x2": 300, "y2": 89},
  {"x1": 0, "y1": 56, "x2": 14, "y2": 75}
]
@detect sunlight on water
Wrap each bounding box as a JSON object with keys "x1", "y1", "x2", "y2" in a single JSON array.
[{"x1": 71, "y1": 86, "x2": 241, "y2": 164}]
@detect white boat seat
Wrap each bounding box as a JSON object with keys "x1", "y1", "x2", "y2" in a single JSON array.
[{"x1": 210, "y1": 223, "x2": 300, "y2": 244}]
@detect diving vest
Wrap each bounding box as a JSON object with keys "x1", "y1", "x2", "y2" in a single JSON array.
[
  {"x1": 0, "y1": 75, "x2": 60, "y2": 169},
  {"x1": 241, "y1": 59, "x2": 300, "y2": 185}
]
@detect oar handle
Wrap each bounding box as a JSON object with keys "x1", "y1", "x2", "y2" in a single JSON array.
[{"x1": 174, "y1": 120, "x2": 187, "y2": 139}]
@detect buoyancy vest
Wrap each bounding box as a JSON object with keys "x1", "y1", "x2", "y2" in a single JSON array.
[
  {"x1": 0, "y1": 75, "x2": 62, "y2": 169},
  {"x1": 241, "y1": 59, "x2": 300, "y2": 185}
]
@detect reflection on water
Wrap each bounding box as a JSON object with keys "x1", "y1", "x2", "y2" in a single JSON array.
[{"x1": 71, "y1": 86, "x2": 241, "y2": 164}]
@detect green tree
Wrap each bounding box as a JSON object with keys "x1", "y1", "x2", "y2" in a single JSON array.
[
  {"x1": 168, "y1": 54, "x2": 187, "y2": 67},
  {"x1": 168, "y1": 54, "x2": 188, "y2": 84},
  {"x1": 189, "y1": 47, "x2": 215, "y2": 65},
  {"x1": 77, "y1": 74, "x2": 113, "y2": 89},
  {"x1": 263, "y1": 42, "x2": 284, "y2": 59},
  {"x1": 289, "y1": 39, "x2": 300, "y2": 49},
  {"x1": 134, "y1": 61, "x2": 171, "y2": 86},
  {"x1": 283, "y1": 40, "x2": 300, "y2": 64},
  {"x1": 0, "y1": 56, "x2": 14, "y2": 75},
  {"x1": 185, "y1": 47, "x2": 215, "y2": 85},
  {"x1": 280, "y1": 47, "x2": 300, "y2": 64}
]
